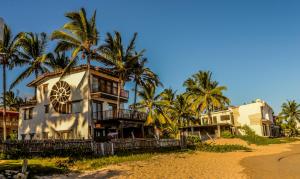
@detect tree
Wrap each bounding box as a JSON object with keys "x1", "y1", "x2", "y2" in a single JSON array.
[
  {"x1": 135, "y1": 84, "x2": 170, "y2": 127},
  {"x1": 131, "y1": 57, "x2": 161, "y2": 110},
  {"x1": 184, "y1": 71, "x2": 230, "y2": 124},
  {"x1": 171, "y1": 94, "x2": 195, "y2": 126},
  {"x1": 279, "y1": 100, "x2": 300, "y2": 135},
  {"x1": 0, "y1": 23, "x2": 22, "y2": 141},
  {"x1": 0, "y1": 91, "x2": 24, "y2": 111},
  {"x1": 99, "y1": 31, "x2": 141, "y2": 111},
  {"x1": 46, "y1": 52, "x2": 77, "y2": 71},
  {"x1": 10, "y1": 32, "x2": 50, "y2": 96}
]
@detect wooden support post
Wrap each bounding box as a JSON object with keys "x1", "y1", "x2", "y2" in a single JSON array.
[
  {"x1": 217, "y1": 125, "x2": 221, "y2": 138},
  {"x1": 141, "y1": 124, "x2": 145, "y2": 138}
]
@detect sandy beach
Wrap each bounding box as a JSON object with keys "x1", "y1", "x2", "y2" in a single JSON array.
[{"x1": 44, "y1": 139, "x2": 300, "y2": 179}]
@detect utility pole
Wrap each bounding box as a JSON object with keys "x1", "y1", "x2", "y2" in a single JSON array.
[{"x1": 0, "y1": 17, "x2": 7, "y2": 141}]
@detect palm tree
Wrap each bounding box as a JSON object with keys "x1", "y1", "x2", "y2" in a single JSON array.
[
  {"x1": 0, "y1": 24, "x2": 22, "y2": 141},
  {"x1": 46, "y1": 52, "x2": 77, "y2": 71},
  {"x1": 131, "y1": 57, "x2": 161, "y2": 109},
  {"x1": 171, "y1": 94, "x2": 195, "y2": 126},
  {"x1": 0, "y1": 91, "x2": 24, "y2": 111},
  {"x1": 279, "y1": 100, "x2": 300, "y2": 135},
  {"x1": 135, "y1": 84, "x2": 170, "y2": 126},
  {"x1": 99, "y1": 32, "x2": 142, "y2": 111},
  {"x1": 184, "y1": 71, "x2": 230, "y2": 124},
  {"x1": 10, "y1": 32, "x2": 50, "y2": 96}
]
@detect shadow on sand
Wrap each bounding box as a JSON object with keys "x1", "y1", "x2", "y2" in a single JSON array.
[{"x1": 240, "y1": 143, "x2": 300, "y2": 179}]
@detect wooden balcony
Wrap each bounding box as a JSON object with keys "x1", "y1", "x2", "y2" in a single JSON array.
[
  {"x1": 92, "y1": 109, "x2": 146, "y2": 122},
  {"x1": 91, "y1": 87, "x2": 129, "y2": 102}
]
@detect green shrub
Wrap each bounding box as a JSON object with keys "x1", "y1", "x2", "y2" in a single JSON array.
[
  {"x1": 195, "y1": 143, "x2": 251, "y2": 153},
  {"x1": 221, "y1": 130, "x2": 235, "y2": 138},
  {"x1": 187, "y1": 135, "x2": 201, "y2": 144}
]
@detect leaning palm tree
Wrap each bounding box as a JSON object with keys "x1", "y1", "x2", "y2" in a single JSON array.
[
  {"x1": 99, "y1": 32, "x2": 142, "y2": 111},
  {"x1": 131, "y1": 57, "x2": 161, "y2": 109},
  {"x1": 45, "y1": 52, "x2": 77, "y2": 71},
  {"x1": 10, "y1": 32, "x2": 50, "y2": 95},
  {"x1": 184, "y1": 71, "x2": 230, "y2": 124},
  {"x1": 0, "y1": 24, "x2": 22, "y2": 141}
]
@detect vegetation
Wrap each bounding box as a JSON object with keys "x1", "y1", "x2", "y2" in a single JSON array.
[
  {"x1": 195, "y1": 143, "x2": 251, "y2": 153},
  {"x1": 277, "y1": 100, "x2": 300, "y2": 136},
  {"x1": 238, "y1": 125, "x2": 300, "y2": 145},
  {"x1": 0, "y1": 91, "x2": 24, "y2": 111}
]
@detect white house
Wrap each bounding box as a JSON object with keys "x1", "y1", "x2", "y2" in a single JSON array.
[{"x1": 18, "y1": 65, "x2": 146, "y2": 140}]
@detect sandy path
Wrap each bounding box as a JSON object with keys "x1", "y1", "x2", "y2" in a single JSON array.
[{"x1": 41, "y1": 139, "x2": 300, "y2": 179}]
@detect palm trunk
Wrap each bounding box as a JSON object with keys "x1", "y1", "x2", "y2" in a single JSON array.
[
  {"x1": 208, "y1": 110, "x2": 212, "y2": 124},
  {"x1": 2, "y1": 61, "x2": 7, "y2": 141},
  {"x1": 34, "y1": 71, "x2": 38, "y2": 98},
  {"x1": 87, "y1": 55, "x2": 92, "y2": 139},
  {"x1": 116, "y1": 77, "x2": 122, "y2": 114},
  {"x1": 133, "y1": 80, "x2": 138, "y2": 110}
]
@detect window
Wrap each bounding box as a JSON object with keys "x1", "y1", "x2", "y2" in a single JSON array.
[
  {"x1": 100, "y1": 79, "x2": 105, "y2": 92},
  {"x1": 92, "y1": 101, "x2": 103, "y2": 120},
  {"x1": 92, "y1": 76, "x2": 99, "y2": 92},
  {"x1": 106, "y1": 81, "x2": 112, "y2": 93},
  {"x1": 44, "y1": 105, "x2": 49, "y2": 113},
  {"x1": 43, "y1": 84, "x2": 48, "y2": 95},
  {"x1": 71, "y1": 101, "x2": 82, "y2": 113},
  {"x1": 23, "y1": 108, "x2": 34, "y2": 120},
  {"x1": 113, "y1": 82, "x2": 118, "y2": 95},
  {"x1": 220, "y1": 115, "x2": 230, "y2": 121}
]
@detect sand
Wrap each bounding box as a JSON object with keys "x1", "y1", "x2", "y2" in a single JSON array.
[{"x1": 40, "y1": 139, "x2": 300, "y2": 179}]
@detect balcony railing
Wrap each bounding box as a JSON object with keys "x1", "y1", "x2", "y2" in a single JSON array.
[
  {"x1": 91, "y1": 86, "x2": 129, "y2": 99},
  {"x1": 93, "y1": 109, "x2": 147, "y2": 121}
]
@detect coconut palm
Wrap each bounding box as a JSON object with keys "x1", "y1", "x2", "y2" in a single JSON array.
[
  {"x1": 10, "y1": 32, "x2": 50, "y2": 95},
  {"x1": 135, "y1": 84, "x2": 170, "y2": 126},
  {"x1": 51, "y1": 8, "x2": 99, "y2": 76},
  {"x1": 46, "y1": 52, "x2": 77, "y2": 71},
  {"x1": 0, "y1": 91, "x2": 24, "y2": 111},
  {"x1": 0, "y1": 24, "x2": 22, "y2": 141},
  {"x1": 184, "y1": 71, "x2": 230, "y2": 124},
  {"x1": 131, "y1": 57, "x2": 161, "y2": 109},
  {"x1": 171, "y1": 94, "x2": 195, "y2": 126},
  {"x1": 280, "y1": 100, "x2": 300, "y2": 122},
  {"x1": 99, "y1": 31, "x2": 142, "y2": 111}
]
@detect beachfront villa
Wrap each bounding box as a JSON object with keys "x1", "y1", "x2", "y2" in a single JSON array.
[
  {"x1": 181, "y1": 99, "x2": 279, "y2": 138},
  {"x1": 18, "y1": 65, "x2": 147, "y2": 141}
]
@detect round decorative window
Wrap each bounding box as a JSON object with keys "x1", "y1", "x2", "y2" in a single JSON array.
[{"x1": 50, "y1": 81, "x2": 71, "y2": 114}]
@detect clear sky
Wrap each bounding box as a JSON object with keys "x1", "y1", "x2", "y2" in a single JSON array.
[{"x1": 1, "y1": 0, "x2": 300, "y2": 113}]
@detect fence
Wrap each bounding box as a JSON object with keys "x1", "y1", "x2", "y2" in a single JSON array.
[{"x1": 0, "y1": 138, "x2": 182, "y2": 157}]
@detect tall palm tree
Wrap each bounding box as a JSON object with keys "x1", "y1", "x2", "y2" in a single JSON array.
[
  {"x1": 46, "y1": 52, "x2": 77, "y2": 71},
  {"x1": 0, "y1": 91, "x2": 24, "y2": 111},
  {"x1": 0, "y1": 24, "x2": 22, "y2": 141},
  {"x1": 10, "y1": 32, "x2": 50, "y2": 96},
  {"x1": 184, "y1": 71, "x2": 230, "y2": 124},
  {"x1": 131, "y1": 57, "x2": 161, "y2": 109},
  {"x1": 99, "y1": 32, "x2": 141, "y2": 111}
]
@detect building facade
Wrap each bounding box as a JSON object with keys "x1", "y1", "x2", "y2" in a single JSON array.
[
  {"x1": 0, "y1": 109, "x2": 19, "y2": 140},
  {"x1": 18, "y1": 65, "x2": 146, "y2": 140},
  {"x1": 181, "y1": 99, "x2": 277, "y2": 138}
]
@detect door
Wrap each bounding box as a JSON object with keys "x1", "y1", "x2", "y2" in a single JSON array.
[{"x1": 92, "y1": 100, "x2": 103, "y2": 120}]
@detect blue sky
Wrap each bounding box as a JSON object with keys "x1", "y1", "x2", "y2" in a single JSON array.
[{"x1": 1, "y1": 0, "x2": 300, "y2": 113}]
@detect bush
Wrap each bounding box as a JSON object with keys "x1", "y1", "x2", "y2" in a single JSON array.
[
  {"x1": 221, "y1": 130, "x2": 235, "y2": 138},
  {"x1": 187, "y1": 135, "x2": 201, "y2": 144},
  {"x1": 195, "y1": 143, "x2": 251, "y2": 153}
]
